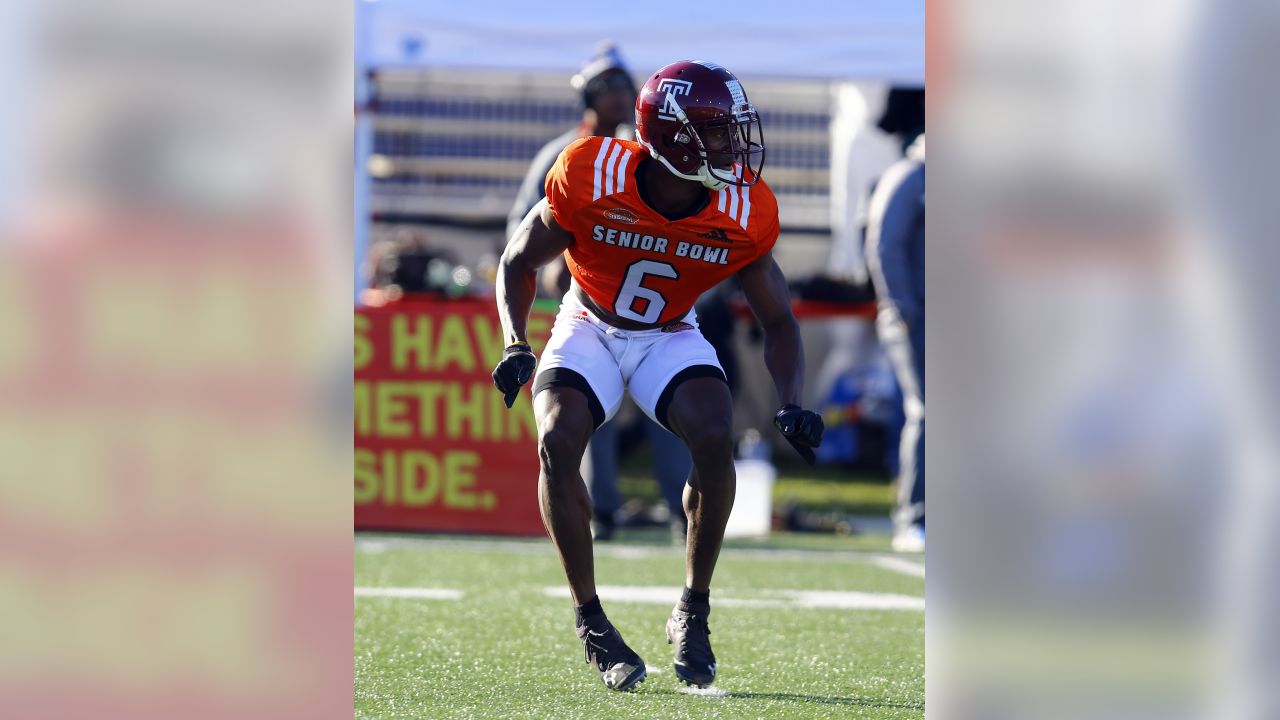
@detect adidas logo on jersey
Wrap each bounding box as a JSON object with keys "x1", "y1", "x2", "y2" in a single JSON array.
[{"x1": 697, "y1": 228, "x2": 732, "y2": 245}]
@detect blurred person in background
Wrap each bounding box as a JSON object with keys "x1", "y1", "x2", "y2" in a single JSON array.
[
  {"x1": 491, "y1": 60, "x2": 824, "y2": 691},
  {"x1": 505, "y1": 41, "x2": 638, "y2": 242},
  {"x1": 866, "y1": 134, "x2": 925, "y2": 553},
  {"x1": 814, "y1": 86, "x2": 923, "y2": 473},
  {"x1": 507, "y1": 42, "x2": 693, "y2": 544},
  {"x1": 876, "y1": 88, "x2": 925, "y2": 155},
  {"x1": 358, "y1": 228, "x2": 461, "y2": 306}
]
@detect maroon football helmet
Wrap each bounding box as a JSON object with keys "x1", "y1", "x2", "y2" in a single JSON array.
[{"x1": 635, "y1": 60, "x2": 765, "y2": 190}]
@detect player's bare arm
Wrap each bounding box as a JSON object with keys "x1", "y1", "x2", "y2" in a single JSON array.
[
  {"x1": 497, "y1": 198, "x2": 574, "y2": 344},
  {"x1": 738, "y1": 251, "x2": 825, "y2": 461},
  {"x1": 492, "y1": 198, "x2": 574, "y2": 406},
  {"x1": 738, "y1": 250, "x2": 804, "y2": 404}
]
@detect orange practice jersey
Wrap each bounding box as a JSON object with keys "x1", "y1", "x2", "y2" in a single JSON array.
[{"x1": 545, "y1": 136, "x2": 779, "y2": 325}]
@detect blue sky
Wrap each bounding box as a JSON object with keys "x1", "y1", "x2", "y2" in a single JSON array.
[{"x1": 356, "y1": 0, "x2": 924, "y2": 83}]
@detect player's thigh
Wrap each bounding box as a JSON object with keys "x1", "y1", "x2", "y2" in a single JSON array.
[
  {"x1": 533, "y1": 316, "x2": 625, "y2": 429},
  {"x1": 629, "y1": 330, "x2": 730, "y2": 441}
]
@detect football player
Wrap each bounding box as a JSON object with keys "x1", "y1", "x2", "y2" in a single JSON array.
[
  {"x1": 492, "y1": 60, "x2": 824, "y2": 691},
  {"x1": 505, "y1": 43, "x2": 695, "y2": 546}
]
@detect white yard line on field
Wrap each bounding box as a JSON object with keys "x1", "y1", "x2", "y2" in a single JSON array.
[
  {"x1": 871, "y1": 556, "x2": 926, "y2": 579},
  {"x1": 356, "y1": 535, "x2": 927, "y2": 573},
  {"x1": 785, "y1": 589, "x2": 924, "y2": 610},
  {"x1": 544, "y1": 585, "x2": 769, "y2": 607},
  {"x1": 355, "y1": 539, "x2": 389, "y2": 554},
  {"x1": 542, "y1": 585, "x2": 924, "y2": 611},
  {"x1": 355, "y1": 587, "x2": 463, "y2": 600},
  {"x1": 357, "y1": 536, "x2": 550, "y2": 556}
]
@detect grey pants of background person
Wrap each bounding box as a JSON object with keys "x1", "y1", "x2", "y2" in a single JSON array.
[
  {"x1": 583, "y1": 414, "x2": 692, "y2": 520},
  {"x1": 879, "y1": 308, "x2": 924, "y2": 531}
]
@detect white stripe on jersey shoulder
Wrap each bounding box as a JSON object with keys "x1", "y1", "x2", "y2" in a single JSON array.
[
  {"x1": 603, "y1": 143, "x2": 622, "y2": 197},
  {"x1": 594, "y1": 141, "x2": 634, "y2": 200},
  {"x1": 592, "y1": 137, "x2": 614, "y2": 201},
  {"x1": 738, "y1": 184, "x2": 752, "y2": 229},
  {"x1": 711, "y1": 165, "x2": 755, "y2": 229},
  {"x1": 615, "y1": 149, "x2": 633, "y2": 194}
]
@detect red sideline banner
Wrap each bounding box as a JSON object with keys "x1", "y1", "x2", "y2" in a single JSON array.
[{"x1": 355, "y1": 298, "x2": 554, "y2": 536}]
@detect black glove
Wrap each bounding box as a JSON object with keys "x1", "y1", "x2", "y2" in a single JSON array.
[
  {"x1": 492, "y1": 342, "x2": 537, "y2": 408},
  {"x1": 773, "y1": 404, "x2": 824, "y2": 466}
]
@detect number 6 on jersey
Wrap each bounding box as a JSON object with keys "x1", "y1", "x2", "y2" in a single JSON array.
[{"x1": 614, "y1": 259, "x2": 679, "y2": 324}]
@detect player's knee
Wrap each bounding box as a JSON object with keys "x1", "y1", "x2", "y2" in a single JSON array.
[
  {"x1": 538, "y1": 425, "x2": 585, "y2": 474},
  {"x1": 681, "y1": 414, "x2": 733, "y2": 463}
]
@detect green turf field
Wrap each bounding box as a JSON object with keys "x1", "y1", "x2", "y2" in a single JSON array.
[{"x1": 355, "y1": 532, "x2": 924, "y2": 719}]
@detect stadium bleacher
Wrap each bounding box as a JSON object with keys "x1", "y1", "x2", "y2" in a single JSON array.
[{"x1": 366, "y1": 67, "x2": 834, "y2": 233}]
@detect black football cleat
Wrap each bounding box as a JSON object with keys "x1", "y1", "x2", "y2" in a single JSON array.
[
  {"x1": 666, "y1": 604, "x2": 716, "y2": 687},
  {"x1": 576, "y1": 618, "x2": 647, "y2": 691}
]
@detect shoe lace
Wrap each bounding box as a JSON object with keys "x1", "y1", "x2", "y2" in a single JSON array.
[{"x1": 582, "y1": 626, "x2": 622, "y2": 671}]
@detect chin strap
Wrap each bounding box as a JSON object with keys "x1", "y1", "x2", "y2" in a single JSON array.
[{"x1": 640, "y1": 139, "x2": 723, "y2": 189}]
